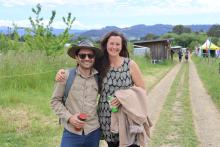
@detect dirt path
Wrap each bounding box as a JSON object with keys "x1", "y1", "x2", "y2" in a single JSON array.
[
  {"x1": 147, "y1": 63, "x2": 182, "y2": 131},
  {"x1": 189, "y1": 59, "x2": 220, "y2": 146}
]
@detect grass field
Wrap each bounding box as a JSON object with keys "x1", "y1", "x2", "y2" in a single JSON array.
[
  {"x1": 133, "y1": 56, "x2": 175, "y2": 91},
  {"x1": 192, "y1": 56, "x2": 220, "y2": 110},
  {"x1": 0, "y1": 52, "x2": 175, "y2": 146}
]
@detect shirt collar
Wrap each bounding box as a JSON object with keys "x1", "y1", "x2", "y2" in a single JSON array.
[{"x1": 76, "y1": 66, "x2": 98, "y2": 78}]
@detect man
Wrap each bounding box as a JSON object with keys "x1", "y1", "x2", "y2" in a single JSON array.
[{"x1": 51, "y1": 40, "x2": 102, "y2": 147}]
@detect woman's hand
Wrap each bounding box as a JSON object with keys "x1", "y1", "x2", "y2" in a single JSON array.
[
  {"x1": 111, "y1": 97, "x2": 121, "y2": 108},
  {"x1": 55, "y1": 69, "x2": 66, "y2": 82}
]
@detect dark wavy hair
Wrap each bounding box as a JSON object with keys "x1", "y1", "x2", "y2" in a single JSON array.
[{"x1": 94, "y1": 31, "x2": 129, "y2": 91}]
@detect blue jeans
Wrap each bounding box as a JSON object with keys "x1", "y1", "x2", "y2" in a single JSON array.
[{"x1": 60, "y1": 128, "x2": 100, "y2": 147}]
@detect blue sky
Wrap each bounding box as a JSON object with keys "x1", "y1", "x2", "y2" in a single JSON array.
[{"x1": 0, "y1": 0, "x2": 219, "y2": 30}]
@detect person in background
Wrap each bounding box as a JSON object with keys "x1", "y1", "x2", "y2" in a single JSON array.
[
  {"x1": 56, "y1": 31, "x2": 147, "y2": 147},
  {"x1": 51, "y1": 40, "x2": 102, "y2": 147},
  {"x1": 185, "y1": 49, "x2": 189, "y2": 62},
  {"x1": 170, "y1": 49, "x2": 174, "y2": 62},
  {"x1": 178, "y1": 49, "x2": 183, "y2": 62}
]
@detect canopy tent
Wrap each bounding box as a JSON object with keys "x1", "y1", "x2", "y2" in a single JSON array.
[{"x1": 200, "y1": 39, "x2": 220, "y2": 50}]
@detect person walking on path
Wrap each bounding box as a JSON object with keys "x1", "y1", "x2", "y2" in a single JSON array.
[
  {"x1": 51, "y1": 40, "x2": 102, "y2": 147},
  {"x1": 185, "y1": 49, "x2": 189, "y2": 62},
  {"x1": 178, "y1": 50, "x2": 183, "y2": 62}
]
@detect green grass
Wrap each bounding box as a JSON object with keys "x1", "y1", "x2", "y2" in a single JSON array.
[
  {"x1": 150, "y1": 63, "x2": 199, "y2": 147},
  {"x1": 0, "y1": 51, "x2": 74, "y2": 147},
  {"x1": 133, "y1": 56, "x2": 176, "y2": 90},
  {"x1": 192, "y1": 56, "x2": 220, "y2": 110},
  {"x1": 0, "y1": 52, "x2": 175, "y2": 146}
]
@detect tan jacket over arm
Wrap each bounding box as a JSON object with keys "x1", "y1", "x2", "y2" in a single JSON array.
[{"x1": 111, "y1": 86, "x2": 153, "y2": 147}]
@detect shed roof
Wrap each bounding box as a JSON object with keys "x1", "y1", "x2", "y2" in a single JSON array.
[{"x1": 134, "y1": 38, "x2": 174, "y2": 45}]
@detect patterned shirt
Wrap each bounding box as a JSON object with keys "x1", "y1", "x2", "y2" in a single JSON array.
[{"x1": 98, "y1": 58, "x2": 133, "y2": 142}]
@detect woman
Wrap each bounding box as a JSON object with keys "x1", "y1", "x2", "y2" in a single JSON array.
[
  {"x1": 96, "y1": 31, "x2": 145, "y2": 147},
  {"x1": 56, "y1": 31, "x2": 146, "y2": 147}
]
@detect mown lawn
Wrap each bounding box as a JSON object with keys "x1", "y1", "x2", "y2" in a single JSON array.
[{"x1": 0, "y1": 52, "x2": 175, "y2": 146}]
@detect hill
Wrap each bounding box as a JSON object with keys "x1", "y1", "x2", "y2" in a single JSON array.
[
  {"x1": 0, "y1": 24, "x2": 212, "y2": 40},
  {"x1": 80, "y1": 24, "x2": 212, "y2": 40}
]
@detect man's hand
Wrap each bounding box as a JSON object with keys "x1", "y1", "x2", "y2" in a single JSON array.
[
  {"x1": 68, "y1": 113, "x2": 85, "y2": 129},
  {"x1": 55, "y1": 69, "x2": 66, "y2": 82}
]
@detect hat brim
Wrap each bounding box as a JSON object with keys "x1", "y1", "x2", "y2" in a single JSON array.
[{"x1": 67, "y1": 46, "x2": 103, "y2": 59}]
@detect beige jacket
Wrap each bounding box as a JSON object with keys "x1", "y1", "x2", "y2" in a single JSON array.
[
  {"x1": 51, "y1": 67, "x2": 100, "y2": 135},
  {"x1": 111, "y1": 86, "x2": 152, "y2": 147}
]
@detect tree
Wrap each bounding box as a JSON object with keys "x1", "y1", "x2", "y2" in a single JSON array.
[
  {"x1": 161, "y1": 32, "x2": 207, "y2": 50},
  {"x1": 207, "y1": 24, "x2": 220, "y2": 37},
  {"x1": 141, "y1": 33, "x2": 158, "y2": 40},
  {"x1": 172, "y1": 25, "x2": 191, "y2": 34},
  {"x1": 24, "y1": 3, "x2": 75, "y2": 56}
]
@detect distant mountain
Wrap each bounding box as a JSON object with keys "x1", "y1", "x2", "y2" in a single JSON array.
[
  {"x1": 80, "y1": 24, "x2": 212, "y2": 40},
  {"x1": 79, "y1": 24, "x2": 173, "y2": 40},
  {"x1": 122, "y1": 24, "x2": 173, "y2": 39},
  {"x1": 186, "y1": 25, "x2": 211, "y2": 32},
  {"x1": 0, "y1": 26, "x2": 86, "y2": 36},
  {"x1": 0, "y1": 24, "x2": 212, "y2": 40},
  {"x1": 79, "y1": 26, "x2": 121, "y2": 40}
]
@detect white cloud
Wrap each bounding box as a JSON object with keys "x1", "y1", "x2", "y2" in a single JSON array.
[
  {"x1": 0, "y1": 19, "x2": 31, "y2": 27},
  {"x1": 0, "y1": 19, "x2": 104, "y2": 30},
  {"x1": 1, "y1": 0, "x2": 220, "y2": 27},
  {"x1": 71, "y1": 20, "x2": 103, "y2": 30},
  {"x1": 1, "y1": 0, "x2": 220, "y2": 15},
  {"x1": 0, "y1": 0, "x2": 116, "y2": 7},
  {"x1": 110, "y1": 0, "x2": 220, "y2": 17}
]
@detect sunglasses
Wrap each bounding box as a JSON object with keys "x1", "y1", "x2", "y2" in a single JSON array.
[{"x1": 78, "y1": 53, "x2": 95, "y2": 59}]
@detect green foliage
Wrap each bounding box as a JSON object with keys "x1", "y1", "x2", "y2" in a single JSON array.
[
  {"x1": 24, "y1": 3, "x2": 75, "y2": 56},
  {"x1": 0, "y1": 34, "x2": 22, "y2": 53},
  {"x1": 0, "y1": 34, "x2": 11, "y2": 53},
  {"x1": 141, "y1": 33, "x2": 159, "y2": 40},
  {"x1": 172, "y1": 25, "x2": 192, "y2": 35},
  {"x1": 0, "y1": 23, "x2": 23, "y2": 53},
  {"x1": 161, "y1": 32, "x2": 207, "y2": 49},
  {"x1": 207, "y1": 24, "x2": 220, "y2": 38}
]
